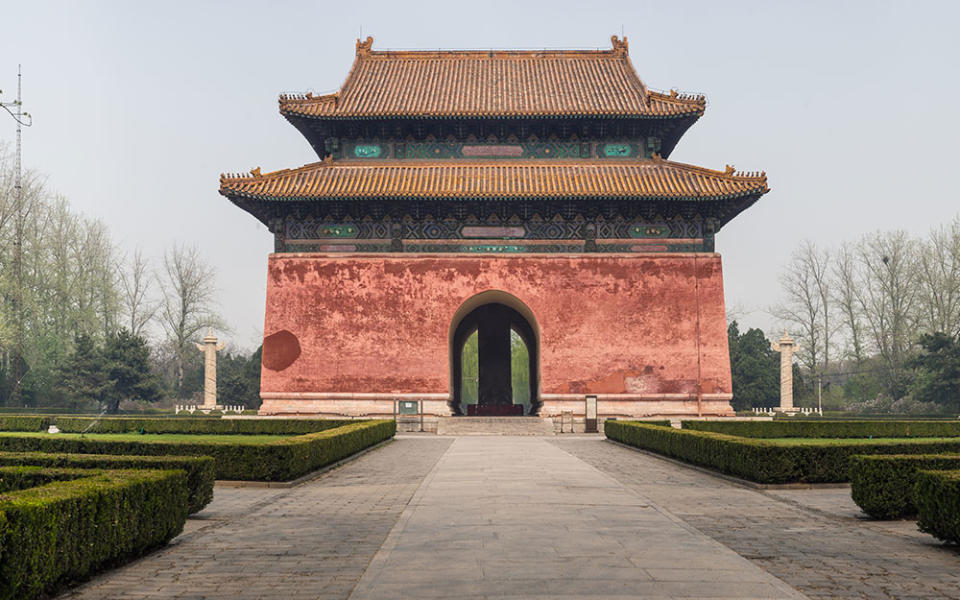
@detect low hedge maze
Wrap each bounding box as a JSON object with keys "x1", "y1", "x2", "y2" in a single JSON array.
[
  {"x1": 0, "y1": 452, "x2": 214, "y2": 514},
  {"x1": 0, "y1": 419, "x2": 397, "y2": 482},
  {"x1": 0, "y1": 466, "x2": 188, "y2": 600},
  {"x1": 604, "y1": 420, "x2": 960, "y2": 484},
  {"x1": 681, "y1": 420, "x2": 960, "y2": 439}
]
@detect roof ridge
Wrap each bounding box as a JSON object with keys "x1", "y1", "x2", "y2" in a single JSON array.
[
  {"x1": 656, "y1": 157, "x2": 768, "y2": 181},
  {"x1": 351, "y1": 35, "x2": 631, "y2": 59}
]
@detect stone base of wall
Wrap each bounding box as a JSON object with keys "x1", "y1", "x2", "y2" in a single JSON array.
[{"x1": 259, "y1": 394, "x2": 733, "y2": 421}]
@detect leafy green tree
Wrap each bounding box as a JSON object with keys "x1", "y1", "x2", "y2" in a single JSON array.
[
  {"x1": 219, "y1": 346, "x2": 262, "y2": 409},
  {"x1": 909, "y1": 332, "x2": 960, "y2": 412},
  {"x1": 55, "y1": 334, "x2": 110, "y2": 408},
  {"x1": 103, "y1": 328, "x2": 161, "y2": 413},
  {"x1": 510, "y1": 329, "x2": 530, "y2": 414},
  {"x1": 728, "y1": 321, "x2": 779, "y2": 410}
]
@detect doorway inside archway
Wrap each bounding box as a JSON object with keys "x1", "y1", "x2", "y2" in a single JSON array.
[{"x1": 451, "y1": 302, "x2": 538, "y2": 416}]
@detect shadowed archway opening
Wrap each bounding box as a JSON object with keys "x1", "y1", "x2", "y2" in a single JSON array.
[{"x1": 450, "y1": 294, "x2": 539, "y2": 416}]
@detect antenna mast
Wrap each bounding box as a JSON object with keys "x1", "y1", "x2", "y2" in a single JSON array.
[{"x1": 1, "y1": 65, "x2": 33, "y2": 405}]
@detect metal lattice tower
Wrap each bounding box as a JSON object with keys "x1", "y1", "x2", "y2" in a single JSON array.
[{"x1": 1, "y1": 65, "x2": 33, "y2": 405}]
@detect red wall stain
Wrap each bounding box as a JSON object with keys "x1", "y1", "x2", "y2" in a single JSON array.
[
  {"x1": 262, "y1": 329, "x2": 301, "y2": 371},
  {"x1": 261, "y1": 254, "x2": 732, "y2": 399}
]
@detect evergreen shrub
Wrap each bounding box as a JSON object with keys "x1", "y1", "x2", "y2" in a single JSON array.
[
  {"x1": 0, "y1": 416, "x2": 50, "y2": 432},
  {"x1": 915, "y1": 469, "x2": 960, "y2": 544},
  {"x1": 849, "y1": 454, "x2": 960, "y2": 519},
  {"x1": 53, "y1": 417, "x2": 355, "y2": 435},
  {"x1": 0, "y1": 467, "x2": 187, "y2": 600},
  {"x1": 0, "y1": 420, "x2": 395, "y2": 481},
  {"x1": 0, "y1": 452, "x2": 214, "y2": 514},
  {"x1": 682, "y1": 420, "x2": 960, "y2": 439},
  {"x1": 605, "y1": 421, "x2": 960, "y2": 483}
]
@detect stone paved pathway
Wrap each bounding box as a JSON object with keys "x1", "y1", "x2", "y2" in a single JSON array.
[
  {"x1": 351, "y1": 436, "x2": 803, "y2": 599},
  {"x1": 553, "y1": 438, "x2": 960, "y2": 600},
  {"x1": 60, "y1": 436, "x2": 960, "y2": 599}
]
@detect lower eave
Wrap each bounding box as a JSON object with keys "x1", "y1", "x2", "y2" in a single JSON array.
[{"x1": 225, "y1": 193, "x2": 766, "y2": 234}]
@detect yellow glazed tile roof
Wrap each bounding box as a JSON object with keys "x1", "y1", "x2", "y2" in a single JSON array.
[
  {"x1": 278, "y1": 36, "x2": 705, "y2": 119},
  {"x1": 219, "y1": 158, "x2": 768, "y2": 201}
]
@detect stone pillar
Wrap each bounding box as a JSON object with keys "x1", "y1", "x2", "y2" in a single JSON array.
[
  {"x1": 771, "y1": 331, "x2": 798, "y2": 413},
  {"x1": 195, "y1": 328, "x2": 226, "y2": 410}
]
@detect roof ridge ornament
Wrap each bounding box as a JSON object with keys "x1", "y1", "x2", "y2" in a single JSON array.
[
  {"x1": 250, "y1": 167, "x2": 262, "y2": 178},
  {"x1": 611, "y1": 35, "x2": 629, "y2": 56},
  {"x1": 725, "y1": 164, "x2": 735, "y2": 175},
  {"x1": 356, "y1": 36, "x2": 374, "y2": 56}
]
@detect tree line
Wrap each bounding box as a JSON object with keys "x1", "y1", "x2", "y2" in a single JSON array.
[
  {"x1": 0, "y1": 147, "x2": 260, "y2": 411},
  {"x1": 732, "y1": 219, "x2": 960, "y2": 414}
]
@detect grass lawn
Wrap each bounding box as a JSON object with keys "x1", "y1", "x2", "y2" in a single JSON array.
[
  {"x1": 0, "y1": 432, "x2": 293, "y2": 444},
  {"x1": 765, "y1": 437, "x2": 959, "y2": 446}
]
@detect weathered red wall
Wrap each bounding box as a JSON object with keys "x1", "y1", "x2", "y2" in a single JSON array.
[{"x1": 259, "y1": 253, "x2": 733, "y2": 417}]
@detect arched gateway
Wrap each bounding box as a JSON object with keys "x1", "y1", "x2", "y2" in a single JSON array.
[
  {"x1": 450, "y1": 291, "x2": 540, "y2": 416},
  {"x1": 219, "y1": 36, "x2": 769, "y2": 428}
]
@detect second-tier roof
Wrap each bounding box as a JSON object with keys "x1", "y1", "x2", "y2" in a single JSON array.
[{"x1": 221, "y1": 158, "x2": 767, "y2": 203}]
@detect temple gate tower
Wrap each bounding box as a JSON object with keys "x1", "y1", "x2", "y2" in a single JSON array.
[{"x1": 220, "y1": 36, "x2": 769, "y2": 421}]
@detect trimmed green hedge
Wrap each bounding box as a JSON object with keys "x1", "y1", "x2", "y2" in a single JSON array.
[
  {"x1": 915, "y1": 470, "x2": 960, "y2": 544},
  {"x1": 681, "y1": 420, "x2": 960, "y2": 439},
  {"x1": 606, "y1": 420, "x2": 960, "y2": 483},
  {"x1": 0, "y1": 416, "x2": 49, "y2": 432},
  {"x1": 0, "y1": 466, "x2": 88, "y2": 492},
  {"x1": 0, "y1": 467, "x2": 187, "y2": 600},
  {"x1": 0, "y1": 452, "x2": 214, "y2": 514},
  {"x1": 0, "y1": 420, "x2": 396, "y2": 482},
  {"x1": 53, "y1": 417, "x2": 355, "y2": 435},
  {"x1": 849, "y1": 454, "x2": 960, "y2": 519}
]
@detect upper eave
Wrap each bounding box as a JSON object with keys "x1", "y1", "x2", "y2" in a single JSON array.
[
  {"x1": 277, "y1": 36, "x2": 706, "y2": 121},
  {"x1": 219, "y1": 158, "x2": 768, "y2": 203}
]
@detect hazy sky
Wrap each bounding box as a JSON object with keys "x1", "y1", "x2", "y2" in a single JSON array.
[{"x1": 1, "y1": 0, "x2": 958, "y2": 350}]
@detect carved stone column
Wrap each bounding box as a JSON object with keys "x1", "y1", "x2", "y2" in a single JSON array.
[
  {"x1": 195, "y1": 328, "x2": 226, "y2": 410},
  {"x1": 771, "y1": 331, "x2": 798, "y2": 414}
]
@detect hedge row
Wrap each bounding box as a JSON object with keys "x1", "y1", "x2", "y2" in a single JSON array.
[
  {"x1": 915, "y1": 470, "x2": 960, "y2": 544},
  {"x1": 0, "y1": 467, "x2": 187, "y2": 600},
  {"x1": 0, "y1": 420, "x2": 396, "y2": 481},
  {"x1": 681, "y1": 420, "x2": 960, "y2": 439},
  {"x1": 0, "y1": 416, "x2": 49, "y2": 432},
  {"x1": 605, "y1": 420, "x2": 960, "y2": 483},
  {"x1": 53, "y1": 417, "x2": 355, "y2": 435},
  {"x1": 0, "y1": 452, "x2": 214, "y2": 514},
  {"x1": 849, "y1": 454, "x2": 960, "y2": 519},
  {"x1": 0, "y1": 465, "x2": 88, "y2": 493}
]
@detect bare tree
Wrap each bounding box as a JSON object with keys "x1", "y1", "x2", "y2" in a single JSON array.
[
  {"x1": 915, "y1": 217, "x2": 960, "y2": 337},
  {"x1": 855, "y1": 230, "x2": 920, "y2": 398},
  {"x1": 158, "y1": 243, "x2": 224, "y2": 396},
  {"x1": 832, "y1": 241, "x2": 866, "y2": 364},
  {"x1": 120, "y1": 248, "x2": 158, "y2": 337},
  {"x1": 772, "y1": 240, "x2": 832, "y2": 376}
]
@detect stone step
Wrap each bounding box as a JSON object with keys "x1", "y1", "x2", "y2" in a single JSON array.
[{"x1": 436, "y1": 416, "x2": 556, "y2": 436}]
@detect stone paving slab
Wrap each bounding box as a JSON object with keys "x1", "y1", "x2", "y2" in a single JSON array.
[
  {"x1": 350, "y1": 437, "x2": 805, "y2": 599},
  {"x1": 552, "y1": 438, "x2": 960, "y2": 600}
]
